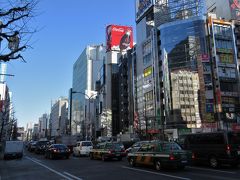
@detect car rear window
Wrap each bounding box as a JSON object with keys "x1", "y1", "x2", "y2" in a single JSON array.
[
  {"x1": 82, "y1": 142, "x2": 92, "y2": 146},
  {"x1": 105, "y1": 143, "x2": 122, "y2": 150},
  {"x1": 228, "y1": 133, "x2": 240, "y2": 144},
  {"x1": 53, "y1": 144, "x2": 67, "y2": 149},
  {"x1": 161, "y1": 143, "x2": 182, "y2": 151}
]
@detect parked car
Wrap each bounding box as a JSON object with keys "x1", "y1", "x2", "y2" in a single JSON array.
[
  {"x1": 45, "y1": 144, "x2": 71, "y2": 159},
  {"x1": 127, "y1": 141, "x2": 193, "y2": 170},
  {"x1": 89, "y1": 142, "x2": 126, "y2": 161},
  {"x1": 35, "y1": 141, "x2": 49, "y2": 154},
  {"x1": 73, "y1": 141, "x2": 93, "y2": 156},
  {"x1": 178, "y1": 131, "x2": 240, "y2": 168}
]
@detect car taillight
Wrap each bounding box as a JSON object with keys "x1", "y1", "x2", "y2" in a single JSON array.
[
  {"x1": 169, "y1": 154, "x2": 175, "y2": 160},
  {"x1": 53, "y1": 149, "x2": 57, "y2": 153},
  {"x1": 226, "y1": 144, "x2": 231, "y2": 155},
  {"x1": 108, "y1": 149, "x2": 114, "y2": 154},
  {"x1": 192, "y1": 153, "x2": 195, "y2": 159}
]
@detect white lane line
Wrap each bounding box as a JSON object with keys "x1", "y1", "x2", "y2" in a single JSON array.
[
  {"x1": 186, "y1": 166, "x2": 236, "y2": 174},
  {"x1": 26, "y1": 156, "x2": 73, "y2": 180},
  {"x1": 63, "y1": 172, "x2": 83, "y2": 180},
  {"x1": 122, "y1": 166, "x2": 191, "y2": 180},
  {"x1": 31, "y1": 157, "x2": 41, "y2": 162}
]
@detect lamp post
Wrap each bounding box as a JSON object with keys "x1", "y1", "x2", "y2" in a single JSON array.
[{"x1": 70, "y1": 89, "x2": 96, "y2": 140}]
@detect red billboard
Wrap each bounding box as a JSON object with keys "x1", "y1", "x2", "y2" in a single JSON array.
[{"x1": 106, "y1": 25, "x2": 133, "y2": 52}]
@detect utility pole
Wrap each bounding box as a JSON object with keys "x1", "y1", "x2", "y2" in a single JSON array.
[{"x1": 69, "y1": 88, "x2": 73, "y2": 135}]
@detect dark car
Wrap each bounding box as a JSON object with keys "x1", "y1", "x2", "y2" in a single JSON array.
[
  {"x1": 28, "y1": 141, "x2": 37, "y2": 152},
  {"x1": 127, "y1": 141, "x2": 193, "y2": 170},
  {"x1": 35, "y1": 141, "x2": 49, "y2": 154},
  {"x1": 178, "y1": 131, "x2": 240, "y2": 168},
  {"x1": 89, "y1": 142, "x2": 126, "y2": 161},
  {"x1": 44, "y1": 144, "x2": 71, "y2": 159}
]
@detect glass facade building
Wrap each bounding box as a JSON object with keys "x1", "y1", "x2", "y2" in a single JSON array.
[{"x1": 159, "y1": 16, "x2": 211, "y2": 128}]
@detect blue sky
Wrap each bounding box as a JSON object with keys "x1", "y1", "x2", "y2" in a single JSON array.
[{"x1": 6, "y1": 0, "x2": 136, "y2": 127}]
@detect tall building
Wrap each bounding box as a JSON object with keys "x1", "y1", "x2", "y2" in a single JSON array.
[
  {"x1": 118, "y1": 46, "x2": 136, "y2": 135},
  {"x1": 134, "y1": 0, "x2": 209, "y2": 139},
  {"x1": 0, "y1": 83, "x2": 11, "y2": 141},
  {"x1": 38, "y1": 113, "x2": 48, "y2": 138},
  {"x1": 206, "y1": 0, "x2": 240, "y2": 20},
  {"x1": 96, "y1": 25, "x2": 134, "y2": 137},
  {"x1": 207, "y1": 16, "x2": 240, "y2": 129},
  {"x1": 50, "y1": 97, "x2": 68, "y2": 137},
  {"x1": 71, "y1": 45, "x2": 105, "y2": 140}
]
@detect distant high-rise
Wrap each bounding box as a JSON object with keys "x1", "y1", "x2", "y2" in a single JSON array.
[
  {"x1": 71, "y1": 45, "x2": 105, "y2": 139},
  {"x1": 0, "y1": 63, "x2": 7, "y2": 83}
]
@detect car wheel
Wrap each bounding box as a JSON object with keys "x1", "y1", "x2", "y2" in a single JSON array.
[
  {"x1": 66, "y1": 155, "x2": 69, "y2": 159},
  {"x1": 90, "y1": 153, "x2": 94, "y2": 160},
  {"x1": 209, "y1": 156, "x2": 218, "y2": 168},
  {"x1": 155, "y1": 160, "x2": 162, "y2": 171},
  {"x1": 101, "y1": 155, "x2": 106, "y2": 161},
  {"x1": 117, "y1": 157, "x2": 122, "y2": 161},
  {"x1": 129, "y1": 158, "x2": 135, "y2": 167}
]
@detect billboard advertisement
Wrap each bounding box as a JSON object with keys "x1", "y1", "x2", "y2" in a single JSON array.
[
  {"x1": 135, "y1": 0, "x2": 153, "y2": 21},
  {"x1": 106, "y1": 25, "x2": 133, "y2": 52},
  {"x1": 230, "y1": 0, "x2": 240, "y2": 20}
]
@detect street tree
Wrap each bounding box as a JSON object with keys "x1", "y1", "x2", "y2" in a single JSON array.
[{"x1": 0, "y1": 0, "x2": 39, "y2": 62}]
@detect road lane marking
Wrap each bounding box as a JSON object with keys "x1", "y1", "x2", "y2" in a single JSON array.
[
  {"x1": 122, "y1": 166, "x2": 191, "y2": 180},
  {"x1": 26, "y1": 156, "x2": 73, "y2": 180},
  {"x1": 63, "y1": 172, "x2": 83, "y2": 180},
  {"x1": 31, "y1": 157, "x2": 42, "y2": 162},
  {"x1": 186, "y1": 166, "x2": 236, "y2": 174}
]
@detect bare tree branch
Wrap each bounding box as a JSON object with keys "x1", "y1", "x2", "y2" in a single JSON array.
[{"x1": 0, "y1": 0, "x2": 39, "y2": 62}]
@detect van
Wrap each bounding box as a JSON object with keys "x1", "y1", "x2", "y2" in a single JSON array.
[
  {"x1": 73, "y1": 141, "x2": 93, "y2": 156},
  {"x1": 178, "y1": 131, "x2": 240, "y2": 168},
  {"x1": 4, "y1": 141, "x2": 24, "y2": 160}
]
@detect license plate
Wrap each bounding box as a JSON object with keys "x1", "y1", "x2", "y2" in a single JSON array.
[
  {"x1": 238, "y1": 151, "x2": 240, "y2": 155},
  {"x1": 116, "y1": 154, "x2": 120, "y2": 156},
  {"x1": 181, "y1": 160, "x2": 187, "y2": 163}
]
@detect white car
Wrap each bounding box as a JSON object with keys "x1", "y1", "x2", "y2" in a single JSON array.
[{"x1": 73, "y1": 141, "x2": 93, "y2": 156}]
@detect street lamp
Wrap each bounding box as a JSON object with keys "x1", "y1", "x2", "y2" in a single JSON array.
[{"x1": 69, "y1": 89, "x2": 96, "y2": 139}]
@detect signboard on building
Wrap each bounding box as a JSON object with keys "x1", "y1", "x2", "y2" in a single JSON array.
[
  {"x1": 135, "y1": 0, "x2": 153, "y2": 21},
  {"x1": 201, "y1": 54, "x2": 209, "y2": 62},
  {"x1": 106, "y1": 25, "x2": 133, "y2": 52},
  {"x1": 230, "y1": 0, "x2": 240, "y2": 20}
]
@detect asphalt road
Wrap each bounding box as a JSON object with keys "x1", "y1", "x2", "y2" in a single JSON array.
[{"x1": 0, "y1": 150, "x2": 240, "y2": 180}]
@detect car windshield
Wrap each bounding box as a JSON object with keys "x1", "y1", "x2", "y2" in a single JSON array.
[
  {"x1": 38, "y1": 141, "x2": 48, "y2": 145},
  {"x1": 161, "y1": 143, "x2": 182, "y2": 151},
  {"x1": 82, "y1": 142, "x2": 92, "y2": 146},
  {"x1": 105, "y1": 143, "x2": 122, "y2": 150},
  {"x1": 228, "y1": 133, "x2": 240, "y2": 144},
  {"x1": 53, "y1": 144, "x2": 67, "y2": 149}
]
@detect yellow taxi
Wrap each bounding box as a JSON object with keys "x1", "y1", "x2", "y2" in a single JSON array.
[
  {"x1": 127, "y1": 141, "x2": 194, "y2": 170},
  {"x1": 89, "y1": 142, "x2": 126, "y2": 161}
]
